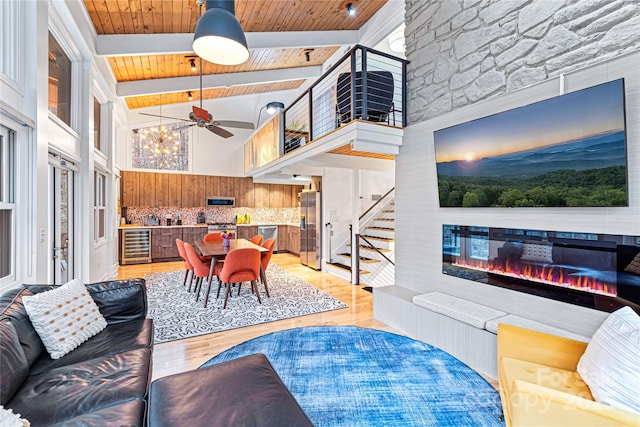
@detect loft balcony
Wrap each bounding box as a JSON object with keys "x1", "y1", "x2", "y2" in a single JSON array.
[{"x1": 244, "y1": 45, "x2": 409, "y2": 181}]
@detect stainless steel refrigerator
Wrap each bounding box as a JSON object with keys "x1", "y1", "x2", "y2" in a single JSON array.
[{"x1": 300, "y1": 190, "x2": 321, "y2": 270}]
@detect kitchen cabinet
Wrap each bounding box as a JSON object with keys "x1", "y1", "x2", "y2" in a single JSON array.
[
  {"x1": 121, "y1": 171, "x2": 140, "y2": 207},
  {"x1": 155, "y1": 173, "x2": 169, "y2": 207},
  {"x1": 167, "y1": 174, "x2": 182, "y2": 207},
  {"x1": 138, "y1": 172, "x2": 156, "y2": 207},
  {"x1": 288, "y1": 225, "x2": 300, "y2": 255},
  {"x1": 206, "y1": 175, "x2": 219, "y2": 197},
  {"x1": 269, "y1": 184, "x2": 285, "y2": 208},
  {"x1": 151, "y1": 228, "x2": 182, "y2": 261},
  {"x1": 237, "y1": 225, "x2": 258, "y2": 241},
  {"x1": 182, "y1": 226, "x2": 208, "y2": 245},
  {"x1": 219, "y1": 176, "x2": 235, "y2": 198},
  {"x1": 182, "y1": 174, "x2": 205, "y2": 208},
  {"x1": 277, "y1": 225, "x2": 288, "y2": 252},
  {"x1": 236, "y1": 177, "x2": 255, "y2": 207},
  {"x1": 254, "y1": 183, "x2": 270, "y2": 208}
]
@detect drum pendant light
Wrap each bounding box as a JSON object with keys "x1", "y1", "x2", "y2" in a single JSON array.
[{"x1": 192, "y1": 0, "x2": 249, "y2": 66}]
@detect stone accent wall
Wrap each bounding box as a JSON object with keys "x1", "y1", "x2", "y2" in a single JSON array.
[{"x1": 405, "y1": 0, "x2": 640, "y2": 123}]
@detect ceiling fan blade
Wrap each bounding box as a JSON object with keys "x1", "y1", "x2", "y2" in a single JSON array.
[
  {"x1": 174, "y1": 123, "x2": 196, "y2": 131},
  {"x1": 139, "y1": 112, "x2": 189, "y2": 122},
  {"x1": 213, "y1": 120, "x2": 255, "y2": 130},
  {"x1": 206, "y1": 125, "x2": 234, "y2": 138}
]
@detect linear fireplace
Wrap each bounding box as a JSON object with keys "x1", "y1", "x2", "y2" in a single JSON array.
[{"x1": 442, "y1": 225, "x2": 640, "y2": 312}]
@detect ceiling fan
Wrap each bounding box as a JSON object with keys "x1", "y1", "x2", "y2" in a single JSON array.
[{"x1": 139, "y1": 57, "x2": 254, "y2": 138}]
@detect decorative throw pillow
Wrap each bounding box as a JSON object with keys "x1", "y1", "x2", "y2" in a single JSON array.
[
  {"x1": 623, "y1": 253, "x2": 640, "y2": 275},
  {"x1": 0, "y1": 406, "x2": 30, "y2": 427},
  {"x1": 520, "y1": 243, "x2": 553, "y2": 263},
  {"x1": 577, "y1": 306, "x2": 640, "y2": 414},
  {"x1": 22, "y1": 279, "x2": 107, "y2": 360}
]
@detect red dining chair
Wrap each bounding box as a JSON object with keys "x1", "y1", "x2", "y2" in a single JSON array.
[
  {"x1": 258, "y1": 238, "x2": 276, "y2": 298},
  {"x1": 216, "y1": 248, "x2": 261, "y2": 309},
  {"x1": 204, "y1": 232, "x2": 224, "y2": 243},
  {"x1": 184, "y1": 242, "x2": 213, "y2": 304},
  {"x1": 250, "y1": 234, "x2": 264, "y2": 246}
]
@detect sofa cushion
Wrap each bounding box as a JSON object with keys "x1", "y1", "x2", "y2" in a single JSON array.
[
  {"x1": 7, "y1": 348, "x2": 152, "y2": 426},
  {"x1": 577, "y1": 306, "x2": 640, "y2": 414},
  {"x1": 0, "y1": 289, "x2": 46, "y2": 367},
  {"x1": 0, "y1": 321, "x2": 29, "y2": 406},
  {"x1": 29, "y1": 318, "x2": 153, "y2": 375},
  {"x1": 500, "y1": 356, "x2": 593, "y2": 402},
  {"x1": 412, "y1": 292, "x2": 506, "y2": 329},
  {"x1": 47, "y1": 399, "x2": 145, "y2": 427},
  {"x1": 486, "y1": 314, "x2": 590, "y2": 342},
  {"x1": 22, "y1": 279, "x2": 108, "y2": 359}
]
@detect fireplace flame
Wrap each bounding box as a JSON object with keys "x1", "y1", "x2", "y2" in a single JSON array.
[{"x1": 452, "y1": 258, "x2": 616, "y2": 297}]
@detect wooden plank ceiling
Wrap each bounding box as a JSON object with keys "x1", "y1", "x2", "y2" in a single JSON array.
[{"x1": 83, "y1": 0, "x2": 388, "y2": 108}]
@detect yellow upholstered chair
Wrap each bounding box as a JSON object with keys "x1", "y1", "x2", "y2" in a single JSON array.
[{"x1": 497, "y1": 323, "x2": 640, "y2": 426}]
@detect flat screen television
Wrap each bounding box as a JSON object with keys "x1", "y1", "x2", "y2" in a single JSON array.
[{"x1": 434, "y1": 79, "x2": 628, "y2": 207}]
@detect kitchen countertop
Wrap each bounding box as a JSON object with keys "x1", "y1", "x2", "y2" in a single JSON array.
[{"x1": 236, "y1": 223, "x2": 300, "y2": 227}]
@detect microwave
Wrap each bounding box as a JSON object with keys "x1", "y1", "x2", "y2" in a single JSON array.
[{"x1": 206, "y1": 196, "x2": 235, "y2": 207}]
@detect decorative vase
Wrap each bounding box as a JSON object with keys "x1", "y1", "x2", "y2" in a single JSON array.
[{"x1": 223, "y1": 237, "x2": 230, "y2": 247}]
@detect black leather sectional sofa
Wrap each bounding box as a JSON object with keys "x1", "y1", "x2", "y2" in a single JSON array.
[{"x1": 0, "y1": 279, "x2": 153, "y2": 426}]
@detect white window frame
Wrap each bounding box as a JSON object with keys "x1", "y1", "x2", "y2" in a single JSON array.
[
  {"x1": 94, "y1": 171, "x2": 106, "y2": 242},
  {"x1": 0, "y1": 125, "x2": 16, "y2": 286}
]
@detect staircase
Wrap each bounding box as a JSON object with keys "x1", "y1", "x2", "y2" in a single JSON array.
[{"x1": 327, "y1": 194, "x2": 395, "y2": 291}]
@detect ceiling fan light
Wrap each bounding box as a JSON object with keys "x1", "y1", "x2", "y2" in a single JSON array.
[{"x1": 193, "y1": 7, "x2": 249, "y2": 66}]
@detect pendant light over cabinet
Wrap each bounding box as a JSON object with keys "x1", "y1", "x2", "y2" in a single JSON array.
[{"x1": 192, "y1": 0, "x2": 249, "y2": 66}]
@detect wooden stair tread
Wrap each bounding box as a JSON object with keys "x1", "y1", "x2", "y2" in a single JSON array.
[
  {"x1": 366, "y1": 226, "x2": 395, "y2": 232},
  {"x1": 360, "y1": 235, "x2": 394, "y2": 242},
  {"x1": 358, "y1": 245, "x2": 392, "y2": 253},
  {"x1": 327, "y1": 262, "x2": 370, "y2": 274},
  {"x1": 336, "y1": 253, "x2": 380, "y2": 263},
  {"x1": 374, "y1": 218, "x2": 395, "y2": 222}
]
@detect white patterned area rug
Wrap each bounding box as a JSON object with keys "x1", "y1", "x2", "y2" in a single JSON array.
[{"x1": 144, "y1": 264, "x2": 348, "y2": 343}]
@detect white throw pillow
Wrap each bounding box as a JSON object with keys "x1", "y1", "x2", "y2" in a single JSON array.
[
  {"x1": 22, "y1": 279, "x2": 107, "y2": 359},
  {"x1": 577, "y1": 306, "x2": 640, "y2": 414},
  {"x1": 0, "y1": 406, "x2": 30, "y2": 427},
  {"x1": 520, "y1": 243, "x2": 553, "y2": 263}
]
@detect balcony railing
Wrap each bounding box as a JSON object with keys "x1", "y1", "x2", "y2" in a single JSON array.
[
  {"x1": 244, "y1": 45, "x2": 408, "y2": 174},
  {"x1": 282, "y1": 45, "x2": 409, "y2": 155}
]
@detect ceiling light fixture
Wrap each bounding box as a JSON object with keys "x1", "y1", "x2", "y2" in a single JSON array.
[
  {"x1": 346, "y1": 3, "x2": 356, "y2": 17},
  {"x1": 187, "y1": 91, "x2": 193, "y2": 101},
  {"x1": 256, "y1": 101, "x2": 285, "y2": 127},
  {"x1": 193, "y1": 0, "x2": 249, "y2": 66},
  {"x1": 189, "y1": 58, "x2": 197, "y2": 72},
  {"x1": 388, "y1": 26, "x2": 406, "y2": 53}
]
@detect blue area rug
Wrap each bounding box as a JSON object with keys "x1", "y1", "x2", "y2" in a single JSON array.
[{"x1": 201, "y1": 326, "x2": 504, "y2": 426}]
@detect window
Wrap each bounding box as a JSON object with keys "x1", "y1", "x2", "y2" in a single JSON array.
[
  {"x1": 131, "y1": 122, "x2": 189, "y2": 171},
  {"x1": 0, "y1": 126, "x2": 16, "y2": 283},
  {"x1": 94, "y1": 172, "x2": 106, "y2": 241},
  {"x1": 48, "y1": 32, "x2": 72, "y2": 126},
  {"x1": 94, "y1": 97, "x2": 102, "y2": 152}
]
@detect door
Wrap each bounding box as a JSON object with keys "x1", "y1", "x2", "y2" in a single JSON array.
[{"x1": 49, "y1": 154, "x2": 76, "y2": 284}]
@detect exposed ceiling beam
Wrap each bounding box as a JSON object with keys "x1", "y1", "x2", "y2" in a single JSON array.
[
  {"x1": 96, "y1": 31, "x2": 359, "y2": 57},
  {"x1": 116, "y1": 66, "x2": 323, "y2": 97}
]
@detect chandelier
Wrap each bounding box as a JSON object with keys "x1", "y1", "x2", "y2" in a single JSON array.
[{"x1": 132, "y1": 121, "x2": 188, "y2": 171}]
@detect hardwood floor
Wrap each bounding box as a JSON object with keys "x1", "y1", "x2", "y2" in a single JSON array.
[{"x1": 117, "y1": 253, "x2": 394, "y2": 380}]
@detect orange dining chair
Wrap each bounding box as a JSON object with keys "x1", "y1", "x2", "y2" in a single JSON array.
[
  {"x1": 258, "y1": 238, "x2": 276, "y2": 298},
  {"x1": 175, "y1": 239, "x2": 192, "y2": 288},
  {"x1": 183, "y1": 242, "x2": 213, "y2": 304},
  {"x1": 250, "y1": 234, "x2": 264, "y2": 246},
  {"x1": 203, "y1": 232, "x2": 224, "y2": 243},
  {"x1": 216, "y1": 248, "x2": 261, "y2": 309}
]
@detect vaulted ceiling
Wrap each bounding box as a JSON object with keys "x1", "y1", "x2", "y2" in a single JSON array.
[{"x1": 83, "y1": 0, "x2": 394, "y2": 110}]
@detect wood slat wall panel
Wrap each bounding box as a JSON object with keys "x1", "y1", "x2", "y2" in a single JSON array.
[
  {"x1": 84, "y1": 1, "x2": 387, "y2": 34},
  {"x1": 126, "y1": 80, "x2": 305, "y2": 109},
  {"x1": 329, "y1": 143, "x2": 395, "y2": 160},
  {"x1": 109, "y1": 47, "x2": 337, "y2": 82}
]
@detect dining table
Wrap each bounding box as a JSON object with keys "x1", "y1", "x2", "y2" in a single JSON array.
[{"x1": 195, "y1": 238, "x2": 268, "y2": 284}]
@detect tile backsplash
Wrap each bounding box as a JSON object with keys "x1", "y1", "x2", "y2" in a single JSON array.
[{"x1": 126, "y1": 207, "x2": 299, "y2": 226}]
